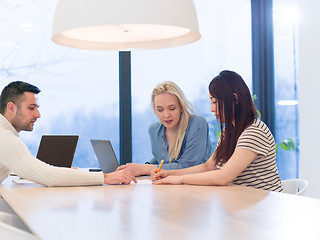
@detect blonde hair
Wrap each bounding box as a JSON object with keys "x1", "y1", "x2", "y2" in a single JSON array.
[{"x1": 151, "y1": 81, "x2": 194, "y2": 162}]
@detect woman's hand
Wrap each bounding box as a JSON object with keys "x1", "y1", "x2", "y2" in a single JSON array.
[
  {"x1": 116, "y1": 163, "x2": 156, "y2": 176},
  {"x1": 116, "y1": 163, "x2": 143, "y2": 176},
  {"x1": 153, "y1": 175, "x2": 183, "y2": 185},
  {"x1": 150, "y1": 168, "x2": 169, "y2": 181}
]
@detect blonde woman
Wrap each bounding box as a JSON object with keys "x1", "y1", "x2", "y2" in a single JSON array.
[{"x1": 117, "y1": 81, "x2": 212, "y2": 176}]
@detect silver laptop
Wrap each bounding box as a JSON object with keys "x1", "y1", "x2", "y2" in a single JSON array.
[
  {"x1": 36, "y1": 135, "x2": 79, "y2": 168},
  {"x1": 90, "y1": 140, "x2": 119, "y2": 173}
]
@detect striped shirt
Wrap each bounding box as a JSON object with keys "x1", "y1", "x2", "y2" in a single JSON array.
[{"x1": 231, "y1": 119, "x2": 282, "y2": 192}]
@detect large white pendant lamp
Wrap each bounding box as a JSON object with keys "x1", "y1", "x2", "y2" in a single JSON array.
[
  {"x1": 52, "y1": 0, "x2": 200, "y2": 51},
  {"x1": 51, "y1": 0, "x2": 200, "y2": 164}
]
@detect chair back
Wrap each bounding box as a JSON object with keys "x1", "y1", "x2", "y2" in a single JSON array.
[{"x1": 281, "y1": 179, "x2": 309, "y2": 196}]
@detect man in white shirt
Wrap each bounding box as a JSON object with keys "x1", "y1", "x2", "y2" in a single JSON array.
[{"x1": 0, "y1": 81, "x2": 136, "y2": 186}]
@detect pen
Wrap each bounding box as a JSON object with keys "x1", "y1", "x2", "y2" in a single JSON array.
[{"x1": 155, "y1": 159, "x2": 164, "y2": 180}]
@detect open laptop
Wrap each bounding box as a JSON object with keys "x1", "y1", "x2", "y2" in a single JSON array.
[
  {"x1": 36, "y1": 135, "x2": 79, "y2": 168},
  {"x1": 90, "y1": 140, "x2": 119, "y2": 173}
]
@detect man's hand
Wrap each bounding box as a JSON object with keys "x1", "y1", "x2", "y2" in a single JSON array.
[{"x1": 104, "y1": 170, "x2": 137, "y2": 184}]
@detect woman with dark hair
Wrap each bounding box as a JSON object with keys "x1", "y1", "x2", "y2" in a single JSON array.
[{"x1": 152, "y1": 70, "x2": 282, "y2": 192}]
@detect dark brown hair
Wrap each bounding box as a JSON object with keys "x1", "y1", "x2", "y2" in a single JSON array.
[
  {"x1": 0, "y1": 81, "x2": 40, "y2": 114},
  {"x1": 209, "y1": 70, "x2": 257, "y2": 165}
]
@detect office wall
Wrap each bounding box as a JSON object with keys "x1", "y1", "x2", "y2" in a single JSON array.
[{"x1": 299, "y1": 0, "x2": 320, "y2": 198}]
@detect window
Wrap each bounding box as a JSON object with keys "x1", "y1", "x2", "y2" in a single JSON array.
[{"x1": 273, "y1": 0, "x2": 299, "y2": 179}]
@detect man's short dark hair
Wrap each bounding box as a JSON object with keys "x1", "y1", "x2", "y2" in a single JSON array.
[{"x1": 0, "y1": 81, "x2": 41, "y2": 114}]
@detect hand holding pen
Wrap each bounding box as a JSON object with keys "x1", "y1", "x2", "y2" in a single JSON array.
[{"x1": 154, "y1": 159, "x2": 164, "y2": 181}]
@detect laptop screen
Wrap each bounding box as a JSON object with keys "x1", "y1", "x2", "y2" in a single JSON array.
[
  {"x1": 90, "y1": 140, "x2": 119, "y2": 173},
  {"x1": 36, "y1": 135, "x2": 79, "y2": 168}
]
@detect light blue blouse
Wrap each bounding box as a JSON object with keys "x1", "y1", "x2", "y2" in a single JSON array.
[{"x1": 148, "y1": 115, "x2": 212, "y2": 170}]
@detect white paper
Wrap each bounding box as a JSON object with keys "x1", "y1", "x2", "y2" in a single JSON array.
[
  {"x1": 12, "y1": 178, "x2": 36, "y2": 184},
  {"x1": 131, "y1": 179, "x2": 153, "y2": 184}
]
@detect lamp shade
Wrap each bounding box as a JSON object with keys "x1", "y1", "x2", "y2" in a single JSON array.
[{"x1": 52, "y1": 0, "x2": 200, "y2": 51}]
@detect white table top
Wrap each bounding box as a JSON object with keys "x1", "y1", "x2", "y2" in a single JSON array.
[{"x1": 1, "y1": 176, "x2": 320, "y2": 240}]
